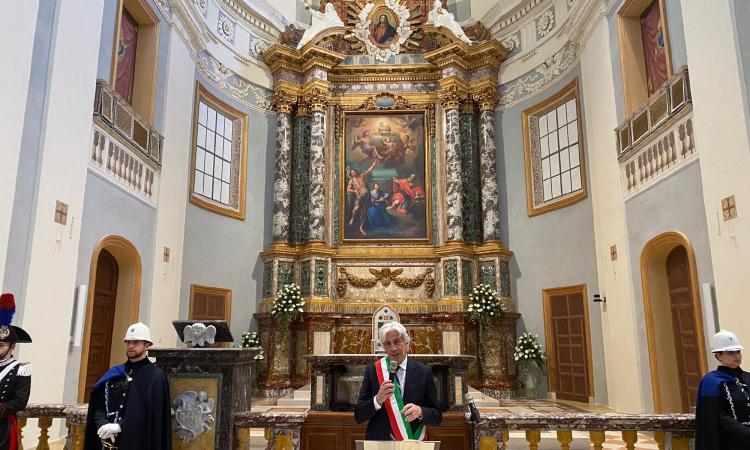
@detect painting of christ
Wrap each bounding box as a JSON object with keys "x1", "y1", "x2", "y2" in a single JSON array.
[
  {"x1": 370, "y1": 13, "x2": 398, "y2": 45},
  {"x1": 342, "y1": 112, "x2": 430, "y2": 242}
]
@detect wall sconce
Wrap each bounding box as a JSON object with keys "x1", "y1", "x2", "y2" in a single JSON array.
[{"x1": 593, "y1": 294, "x2": 606, "y2": 303}]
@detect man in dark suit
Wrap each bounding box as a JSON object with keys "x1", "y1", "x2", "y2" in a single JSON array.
[{"x1": 355, "y1": 322, "x2": 442, "y2": 440}]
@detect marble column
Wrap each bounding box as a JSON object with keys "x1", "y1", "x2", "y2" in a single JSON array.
[
  {"x1": 305, "y1": 88, "x2": 331, "y2": 242},
  {"x1": 439, "y1": 86, "x2": 468, "y2": 242},
  {"x1": 271, "y1": 92, "x2": 296, "y2": 242},
  {"x1": 475, "y1": 88, "x2": 502, "y2": 242}
]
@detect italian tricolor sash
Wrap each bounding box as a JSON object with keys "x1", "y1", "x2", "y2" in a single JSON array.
[{"x1": 375, "y1": 357, "x2": 426, "y2": 441}]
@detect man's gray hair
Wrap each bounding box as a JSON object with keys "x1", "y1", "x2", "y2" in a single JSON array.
[{"x1": 378, "y1": 322, "x2": 411, "y2": 344}]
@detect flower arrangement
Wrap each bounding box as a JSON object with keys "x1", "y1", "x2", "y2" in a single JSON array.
[
  {"x1": 240, "y1": 331, "x2": 264, "y2": 360},
  {"x1": 467, "y1": 284, "x2": 504, "y2": 324},
  {"x1": 271, "y1": 284, "x2": 305, "y2": 330},
  {"x1": 514, "y1": 332, "x2": 546, "y2": 374}
]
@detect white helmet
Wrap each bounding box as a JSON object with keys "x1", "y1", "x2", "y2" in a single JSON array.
[
  {"x1": 124, "y1": 322, "x2": 153, "y2": 344},
  {"x1": 711, "y1": 330, "x2": 744, "y2": 353}
]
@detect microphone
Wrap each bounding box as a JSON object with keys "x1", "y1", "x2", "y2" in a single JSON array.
[
  {"x1": 389, "y1": 360, "x2": 398, "y2": 382},
  {"x1": 465, "y1": 393, "x2": 481, "y2": 423}
]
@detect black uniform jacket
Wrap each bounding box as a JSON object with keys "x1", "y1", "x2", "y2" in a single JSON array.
[
  {"x1": 84, "y1": 358, "x2": 172, "y2": 450},
  {"x1": 0, "y1": 361, "x2": 30, "y2": 450},
  {"x1": 695, "y1": 365, "x2": 750, "y2": 450},
  {"x1": 354, "y1": 358, "x2": 442, "y2": 440}
]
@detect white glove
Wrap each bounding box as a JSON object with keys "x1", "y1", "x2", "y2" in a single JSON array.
[{"x1": 97, "y1": 423, "x2": 122, "y2": 442}]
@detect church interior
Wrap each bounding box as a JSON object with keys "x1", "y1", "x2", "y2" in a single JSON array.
[{"x1": 2, "y1": 0, "x2": 750, "y2": 448}]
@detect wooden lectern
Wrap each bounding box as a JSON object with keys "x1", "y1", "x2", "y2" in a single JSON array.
[{"x1": 355, "y1": 441, "x2": 440, "y2": 450}]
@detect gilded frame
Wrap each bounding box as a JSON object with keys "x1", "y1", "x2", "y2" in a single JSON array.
[
  {"x1": 337, "y1": 94, "x2": 435, "y2": 244},
  {"x1": 189, "y1": 81, "x2": 249, "y2": 220},
  {"x1": 522, "y1": 78, "x2": 587, "y2": 216}
]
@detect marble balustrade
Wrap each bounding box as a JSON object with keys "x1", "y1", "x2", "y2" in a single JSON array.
[{"x1": 18, "y1": 402, "x2": 697, "y2": 450}]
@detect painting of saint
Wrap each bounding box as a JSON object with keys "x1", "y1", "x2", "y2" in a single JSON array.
[
  {"x1": 370, "y1": 13, "x2": 397, "y2": 45},
  {"x1": 343, "y1": 112, "x2": 429, "y2": 241}
]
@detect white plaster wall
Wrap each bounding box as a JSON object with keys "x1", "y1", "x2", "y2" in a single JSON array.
[
  {"x1": 16, "y1": 0, "x2": 105, "y2": 407},
  {"x1": 0, "y1": 1, "x2": 40, "y2": 283},
  {"x1": 579, "y1": 17, "x2": 644, "y2": 412},
  {"x1": 146, "y1": 30, "x2": 195, "y2": 347},
  {"x1": 681, "y1": 0, "x2": 750, "y2": 347}
]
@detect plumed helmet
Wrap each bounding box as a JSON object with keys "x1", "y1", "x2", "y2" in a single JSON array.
[
  {"x1": 123, "y1": 322, "x2": 153, "y2": 344},
  {"x1": 711, "y1": 329, "x2": 744, "y2": 353},
  {"x1": 0, "y1": 293, "x2": 31, "y2": 344}
]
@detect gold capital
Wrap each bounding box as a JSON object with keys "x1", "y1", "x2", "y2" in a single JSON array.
[
  {"x1": 438, "y1": 85, "x2": 469, "y2": 110},
  {"x1": 272, "y1": 91, "x2": 298, "y2": 114},
  {"x1": 472, "y1": 87, "x2": 500, "y2": 111},
  {"x1": 303, "y1": 88, "x2": 332, "y2": 112}
]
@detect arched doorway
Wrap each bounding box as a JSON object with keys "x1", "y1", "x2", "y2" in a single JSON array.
[
  {"x1": 78, "y1": 236, "x2": 142, "y2": 402},
  {"x1": 641, "y1": 232, "x2": 707, "y2": 413},
  {"x1": 83, "y1": 250, "x2": 119, "y2": 400}
]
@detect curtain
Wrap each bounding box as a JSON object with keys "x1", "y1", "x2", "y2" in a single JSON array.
[
  {"x1": 115, "y1": 9, "x2": 138, "y2": 103},
  {"x1": 640, "y1": 2, "x2": 668, "y2": 95}
]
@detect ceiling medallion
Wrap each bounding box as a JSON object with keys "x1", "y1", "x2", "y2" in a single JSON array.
[{"x1": 350, "y1": 0, "x2": 417, "y2": 62}]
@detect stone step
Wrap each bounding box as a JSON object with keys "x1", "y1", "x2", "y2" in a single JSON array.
[
  {"x1": 275, "y1": 397, "x2": 311, "y2": 407},
  {"x1": 293, "y1": 384, "x2": 311, "y2": 400},
  {"x1": 467, "y1": 386, "x2": 500, "y2": 407}
]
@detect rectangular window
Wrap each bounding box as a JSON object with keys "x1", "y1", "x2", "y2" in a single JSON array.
[
  {"x1": 522, "y1": 79, "x2": 587, "y2": 216},
  {"x1": 189, "y1": 82, "x2": 248, "y2": 219}
]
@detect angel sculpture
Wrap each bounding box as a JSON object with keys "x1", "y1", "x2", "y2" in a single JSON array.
[
  {"x1": 297, "y1": 2, "x2": 345, "y2": 49},
  {"x1": 183, "y1": 322, "x2": 217, "y2": 347},
  {"x1": 427, "y1": 0, "x2": 473, "y2": 44}
]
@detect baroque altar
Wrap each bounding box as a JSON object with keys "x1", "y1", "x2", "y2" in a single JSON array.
[{"x1": 256, "y1": 0, "x2": 519, "y2": 402}]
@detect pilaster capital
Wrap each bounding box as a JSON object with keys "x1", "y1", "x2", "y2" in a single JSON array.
[
  {"x1": 303, "y1": 88, "x2": 332, "y2": 112},
  {"x1": 438, "y1": 85, "x2": 469, "y2": 110},
  {"x1": 472, "y1": 87, "x2": 500, "y2": 111},
  {"x1": 272, "y1": 90, "x2": 298, "y2": 114}
]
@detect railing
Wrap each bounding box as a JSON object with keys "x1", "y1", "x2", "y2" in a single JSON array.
[
  {"x1": 89, "y1": 125, "x2": 159, "y2": 205},
  {"x1": 474, "y1": 412, "x2": 694, "y2": 450},
  {"x1": 614, "y1": 68, "x2": 696, "y2": 196},
  {"x1": 93, "y1": 80, "x2": 163, "y2": 166},
  {"x1": 17, "y1": 405, "x2": 696, "y2": 450},
  {"x1": 17, "y1": 404, "x2": 85, "y2": 450},
  {"x1": 615, "y1": 67, "x2": 691, "y2": 159}
]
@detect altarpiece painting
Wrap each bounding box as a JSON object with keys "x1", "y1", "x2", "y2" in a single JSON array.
[{"x1": 341, "y1": 111, "x2": 430, "y2": 242}]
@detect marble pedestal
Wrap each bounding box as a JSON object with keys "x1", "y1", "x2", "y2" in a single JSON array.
[{"x1": 150, "y1": 347, "x2": 261, "y2": 449}]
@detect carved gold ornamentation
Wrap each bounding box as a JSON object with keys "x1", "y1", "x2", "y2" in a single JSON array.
[
  {"x1": 337, "y1": 267, "x2": 436, "y2": 297},
  {"x1": 438, "y1": 85, "x2": 469, "y2": 110},
  {"x1": 303, "y1": 88, "x2": 332, "y2": 112},
  {"x1": 272, "y1": 91, "x2": 298, "y2": 114},
  {"x1": 472, "y1": 87, "x2": 500, "y2": 111},
  {"x1": 464, "y1": 21, "x2": 492, "y2": 42},
  {"x1": 334, "y1": 93, "x2": 436, "y2": 138}
]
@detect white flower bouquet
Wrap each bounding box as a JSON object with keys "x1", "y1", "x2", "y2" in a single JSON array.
[
  {"x1": 467, "y1": 283, "x2": 504, "y2": 324},
  {"x1": 271, "y1": 284, "x2": 305, "y2": 330},
  {"x1": 240, "y1": 331, "x2": 264, "y2": 360},
  {"x1": 514, "y1": 332, "x2": 546, "y2": 374}
]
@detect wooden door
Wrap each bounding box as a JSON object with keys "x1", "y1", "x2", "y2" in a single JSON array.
[
  {"x1": 666, "y1": 245, "x2": 701, "y2": 412},
  {"x1": 548, "y1": 290, "x2": 590, "y2": 402},
  {"x1": 189, "y1": 285, "x2": 231, "y2": 348},
  {"x1": 84, "y1": 250, "x2": 119, "y2": 401}
]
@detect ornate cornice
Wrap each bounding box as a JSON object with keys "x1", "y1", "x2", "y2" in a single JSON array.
[
  {"x1": 438, "y1": 85, "x2": 469, "y2": 110},
  {"x1": 303, "y1": 88, "x2": 332, "y2": 112}
]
